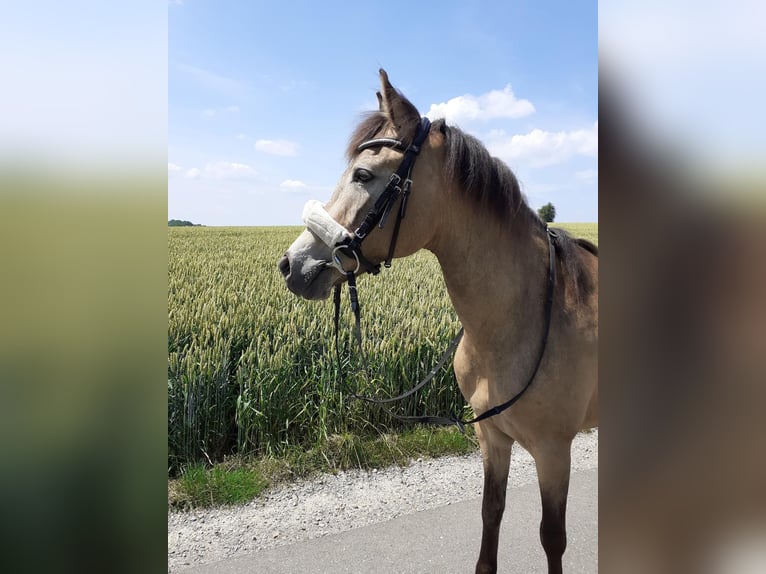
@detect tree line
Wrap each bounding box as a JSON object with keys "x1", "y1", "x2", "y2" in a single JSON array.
[{"x1": 168, "y1": 220, "x2": 202, "y2": 227}]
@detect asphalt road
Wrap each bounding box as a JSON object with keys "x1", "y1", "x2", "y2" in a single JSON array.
[{"x1": 181, "y1": 468, "x2": 597, "y2": 573}]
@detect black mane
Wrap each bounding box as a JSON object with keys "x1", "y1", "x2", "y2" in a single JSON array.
[
  {"x1": 348, "y1": 113, "x2": 536, "y2": 224},
  {"x1": 346, "y1": 113, "x2": 597, "y2": 298}
]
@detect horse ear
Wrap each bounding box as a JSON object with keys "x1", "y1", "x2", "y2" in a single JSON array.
[
  {"x1": 378, "y1": 68, "x2": 420, "y2": 137},
  {"x1": 376, "y1": 91, "x2": 383, "y2": 111}
]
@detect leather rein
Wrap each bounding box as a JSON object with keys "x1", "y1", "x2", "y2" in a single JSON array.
[{"x1": 322, "y1": 117, "x2": 558, "y2": 431}]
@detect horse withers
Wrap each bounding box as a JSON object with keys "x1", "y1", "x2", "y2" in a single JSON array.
[{"x1": 279, "y1": 69, "x2": 598, "y2": 574}]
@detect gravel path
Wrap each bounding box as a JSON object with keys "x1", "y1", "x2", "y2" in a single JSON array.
[{"x1": 168, "y1": 430, "x2": 597, "y2": 573}]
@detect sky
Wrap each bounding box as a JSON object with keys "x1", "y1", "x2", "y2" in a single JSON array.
[{"x1": 169, "y1": 1, "x2": 597, "y2": 226}]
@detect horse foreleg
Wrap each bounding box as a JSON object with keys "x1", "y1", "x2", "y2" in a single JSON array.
[
  {"x1": 475, "y1": 423, "x2": 513, "y2": 574},
  {"x1": 533, "y1": 441, "x2": 572, "y2": 574}
]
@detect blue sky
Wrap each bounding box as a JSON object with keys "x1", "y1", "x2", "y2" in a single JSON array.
[{"x1": 169, "y1": 1, "x2": 597, "y2": 225}]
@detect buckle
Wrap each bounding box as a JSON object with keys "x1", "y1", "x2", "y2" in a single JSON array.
[{"x1": 449, "y1": 413, "x2": 466, "y2": 434}]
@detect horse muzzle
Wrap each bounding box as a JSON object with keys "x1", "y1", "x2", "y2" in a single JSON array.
[{"x1": 279, "y1": 228, "x2": 341, "y2": 300}]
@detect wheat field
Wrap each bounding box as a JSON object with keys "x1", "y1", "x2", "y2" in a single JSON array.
[{"x1": 168, "y1": 223, "x2": 597, "y2": 472}]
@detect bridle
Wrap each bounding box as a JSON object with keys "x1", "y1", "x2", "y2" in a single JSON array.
[
  {"x1": 330, "y1": 116, "x2": 433, "y2": 277},
  {"x1": 302, "y1": 116, "x2": 558, "y2": 431}
]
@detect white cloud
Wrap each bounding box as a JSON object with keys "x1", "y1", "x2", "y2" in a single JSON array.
[
  {"x1": 486, "y1": 122, "x2": 598, "y2": 168},
  {"x1": 201, "y1": 105, "x2": 240, "y2": 118},
  {"x1": 523, "y1": 182, "x2": 562, "y2": 197},
  {"x1": 168, "y1": 162, "x2": 182, "y2": 172},
  {"x1": 204, "y1": 161, "x2": 258, "y2": 179},
  {"x1": 178, "y1": 64, "x2": 245, "y2": 98},
  {"x1": 279, "y1": 179, "x2": 308, "y2": 191},
  {"x1": 426, "y1": 85, "x2": 535, "y2": 124},
  {"x1": 235, "y1": 133, "x2": 246, "y2": 140},
  {"x1": 575, "y1": 169, "x2": 598, "y2": 184},
  {"x1": 182, "y1": 162, "x2": 258, "y2": 181},
  {"x1": 255, "y1": 139, "x2": 298, "y2": 157}
]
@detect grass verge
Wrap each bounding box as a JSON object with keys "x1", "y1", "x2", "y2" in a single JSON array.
[{"x1": 169, "y1": 426, "x2": 477, "y2": 510}]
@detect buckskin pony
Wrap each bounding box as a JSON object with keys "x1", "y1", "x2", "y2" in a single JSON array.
[{"x1": 279, "y1": 70, "x2": 598, "y2": 574}]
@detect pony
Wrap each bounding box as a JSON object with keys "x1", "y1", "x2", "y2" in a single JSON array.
[{"x1": 279, "y1": 69, "x2": 598, "y2": 574}]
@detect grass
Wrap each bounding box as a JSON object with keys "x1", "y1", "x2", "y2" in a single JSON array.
[
  {"x1": 169, "y1": 426, "x2": 477, "y2": 510},
  {"x1": 172, "y1": 464, "x2": 269, "y2": 508}
]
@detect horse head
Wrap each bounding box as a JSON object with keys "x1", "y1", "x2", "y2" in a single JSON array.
[{"x1": 279, "y1": 69, "x2": 443, "y2": 300}]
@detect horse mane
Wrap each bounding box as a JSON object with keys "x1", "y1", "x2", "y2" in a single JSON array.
[
  {"x1": 348, "y1": 114, "x2": 536, "y2": 223},
  {"x1": 552, "y1": 229, "x2": 598, "y2": 303},
  {"x1": 346, "y1": 112, "x2": 597, "y2": 299},
  {"x1": 575, "y1": 237, "x2": 598, "y2": 256},
  {"x1": 432, "y1": 119, "x2": 529, "y2": 221},
  {"x1": 434, "y1": 119, "x2": 599, "y2": 294}
]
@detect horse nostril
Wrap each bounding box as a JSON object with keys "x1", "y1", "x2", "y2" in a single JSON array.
[{"x1": 278, "y1": 254, "x2": 291, "y2": 278}]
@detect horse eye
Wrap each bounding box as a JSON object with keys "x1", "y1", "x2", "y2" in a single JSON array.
[{"x1": 353, "y1": 168, "x2": 374, "y2": 183}]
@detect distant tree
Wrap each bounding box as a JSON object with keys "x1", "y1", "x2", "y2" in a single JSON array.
[
  {"x1": 537, "y1": 203, "x2": 556, "y2": 223},
  {"x1": 168, "y1": 219, "x2": 200, "y2": 227}
]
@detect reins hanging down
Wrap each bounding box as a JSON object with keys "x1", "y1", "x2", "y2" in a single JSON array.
[
  {"x1": 302, "y1": 116, "x2": 558, "y2": 431},
  {"x1": 332, "y1": 228, "x2": 557, "y2": 431}
]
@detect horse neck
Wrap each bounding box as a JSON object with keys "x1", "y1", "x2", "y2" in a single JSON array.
[{"x1": 428, "y1": 194, "x2": 549, "y2": 351}]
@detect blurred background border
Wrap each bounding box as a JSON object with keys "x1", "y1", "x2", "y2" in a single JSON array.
[{"x1": 1, "y1": 2, "x2": 763, "y2": 573}]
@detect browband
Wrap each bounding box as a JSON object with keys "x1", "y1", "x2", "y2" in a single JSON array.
[{"x1": 357, "y1": 138, "x2": 406, "y2": 153}]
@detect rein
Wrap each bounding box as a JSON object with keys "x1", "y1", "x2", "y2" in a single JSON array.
[
  {"x1": 332, "y1": 228, "x2": 557, "y2": 431},
  {"x1": 306, "y1": 116, "x2": 558, "y2": 431}
]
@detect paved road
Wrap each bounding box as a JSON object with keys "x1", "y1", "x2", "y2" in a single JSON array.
[{"x1": 182, "y1": 468, "x2": 597, "y2": 573}]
